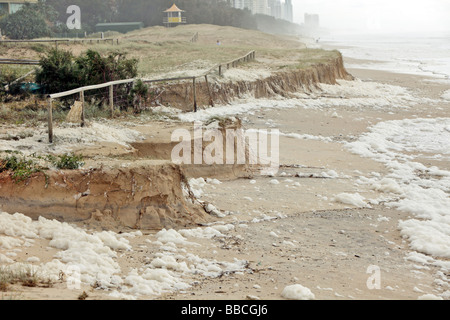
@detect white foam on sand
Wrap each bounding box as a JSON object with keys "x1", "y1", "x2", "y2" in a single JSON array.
[
  {"x1": 120, "y1": 227, "x2": 247, "y2": 298},
  {"x1": 0, "y1": 212, "x2": 130, "y2": 288},
  {"x1": 247, "y1": 128, "x2": 332, "y2": 143},
  {"x1": 441, "y1": 90, "x2": 450, "y2": 101},
  {"x1": 345, "y1": 118, "x2": 450, "y2": 284},
  {"x1": 177, "y1": 79, "x2": 431, "y2": 123},
  {"x1": 0, "y1": 121, "x2": 144, "y2": 156},
  {"x1": 0, "y1": 211, "x2": 246, "y2": 299},
  {"x1": 333, "y1": 192, "x2": 370, "y2": 208},
  {"x1": 281, "y1": 284, "x2": 315, "y2": 300},
  {"x1": 220, "y1": 68, "x2": 272, "y2": 82}
]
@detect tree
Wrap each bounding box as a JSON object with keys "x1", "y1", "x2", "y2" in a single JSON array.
[
  {"x1": 74, "y1": 49, "x2": 138, "y2": 85},
  {"x1": 0, "y1": 3, "x2": 51, "y2": 39},
  {"x1": 35, "y1": 48, "x2": 80, "y2": 94},
  {"x1": 36, "y1": 47, "x2": 138, "y2": 112}
]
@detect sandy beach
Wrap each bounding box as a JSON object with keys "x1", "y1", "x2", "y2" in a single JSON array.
[
  {"x1": 1, "y1": 34, "x2": 449, "y2": 301},
  {"x1": 156, "y1": 66, "x2": 450, "y2": 300}
]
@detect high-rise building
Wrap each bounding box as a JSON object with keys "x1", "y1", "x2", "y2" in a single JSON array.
[
  {"x1": 253, "y1": 0, "x2": 269, "y2": 15},
  {"x1": 283, "y1": 0, "x2": 293, "y2": 23},
  {"x1": 233, "y1": 0, "x2": 253, "y2": 11},
  {"x1": 304, "y1": 13, "x2": 320, "y2": 29},
  {"x1": 268, "y1": 0, "x2": 282, "y2": 19},
  {"x1": 232, "y1": 0, "x2": 293, "y2": 23}
]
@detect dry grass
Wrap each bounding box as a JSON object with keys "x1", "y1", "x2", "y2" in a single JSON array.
[
  {"x1": 0, "y1": 24, "x2": 339, "y2": 78},
  {"x1": 0, "y1": 25, "x2": 341, "y2": 127},
  {"x1": 0, "y1": 265, "x2": 53, "y2": 292}
]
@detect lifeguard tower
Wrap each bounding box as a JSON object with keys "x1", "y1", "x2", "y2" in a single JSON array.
[{"x1": 163, "y1": 4, "x2": 186, "y2": 28}]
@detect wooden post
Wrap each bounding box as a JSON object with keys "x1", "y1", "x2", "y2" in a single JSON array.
[
  {"x1": 218, "y1": 65, "x2": 222, "y2": 76},
  {"x1": 48, "y1": 98, "x2": 53, "y2": 143},
  {"x1": 193, "y1": 77, "x2": 197, "y2": 112},
  {"x1": 80, "y1": 90, "x2": 85, "y2": 127},
  {"x1": 109, "y1": 84, "x2": 114, "y2": 118},
  {"x1": 204, "y1": 75, "x2": 214, "y2": 107}
]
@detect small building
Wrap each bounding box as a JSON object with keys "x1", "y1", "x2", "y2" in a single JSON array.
[
  {"x1": 163, "y1": 4, "x2": 186, "y2": 28},
  {"x1": 0, "y1": 0, "x2": 38, "y2": 14},
  {"x1": 95, "y1": 22, "x2": 144, "y2": 34}
]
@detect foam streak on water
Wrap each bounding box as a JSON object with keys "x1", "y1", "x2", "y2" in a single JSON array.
[{"x1": 324, "y1": 33, "x2": 450, "y2": 81}]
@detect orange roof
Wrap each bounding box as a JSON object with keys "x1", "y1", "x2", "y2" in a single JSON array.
[{"x1": 164, "y1": 4, "x2": 185, "y2": 12}]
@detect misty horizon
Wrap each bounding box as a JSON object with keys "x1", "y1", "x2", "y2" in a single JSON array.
[{"x1": 292, "y1": 0, "x2": 450, "y2": 35}]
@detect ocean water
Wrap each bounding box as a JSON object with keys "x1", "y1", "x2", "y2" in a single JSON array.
[
  {"x1": 323, "y1": 33, "x2": 450, "y2": 81},
  {"x1": 322, "y1": 34, "x2": 450, "y2": 295}
]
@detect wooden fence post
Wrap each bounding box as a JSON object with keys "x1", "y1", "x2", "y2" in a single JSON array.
[
  {"x1": 193, "y1": 77, "x2": 197, "y2": 112},
  {"x1": 204, "y1": 75, "x2": 214, "y2": 107},
  {"x1": 109, "y1": 84, "x2": 114, "y2": 118},
  {"x1": 80, "y1": 90, "x2": 85, "y2": 127},
  {"x1": 48, "y1": 98, "x2": 53, "y2": 143},
  {"x1": 218, "y1": 65, "x2": 222, "y2": 76}
]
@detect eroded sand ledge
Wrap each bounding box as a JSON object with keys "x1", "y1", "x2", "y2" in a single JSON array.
[
  {"x1": 0, "y1": 54, "x2": 352, "y2": 230},
  {"x1": 155, "y1": 53, "x2": 353, "y2": 111},
  {"x1": 0, "y1": 161, "x2": 213, "y2": 230}
]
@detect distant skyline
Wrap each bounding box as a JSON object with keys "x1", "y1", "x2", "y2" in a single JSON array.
[{"x1": 291, "y1": 0, "x2": 450, "y2": 34}]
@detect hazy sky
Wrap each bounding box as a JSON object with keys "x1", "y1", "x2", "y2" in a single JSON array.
[{"x1": 292, "y1": 0, "x2": 450, "y2": 34}]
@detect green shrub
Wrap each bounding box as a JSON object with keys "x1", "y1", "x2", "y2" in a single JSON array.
[
  {"x1": 50, "y1": 153, "x2": 85, "y2": 170},
  {"x1": 36, "y1": 48, "x2": 138, "y2": 110},
  {"x1": 130, "y1": 79, "x2": 149, "y2": 113},
  {"x1": 0, "y1": 151, "x2": 84, "y2": 183},
  {"x1": 0, "y1": 154, "x2": 42, "y2": 182},
  {"x1": 35, "y1": 48, "x2": 80, "y2": 94},
  {"x1": 75, "y1": 50, "x2": 138, "y2": 86}
]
